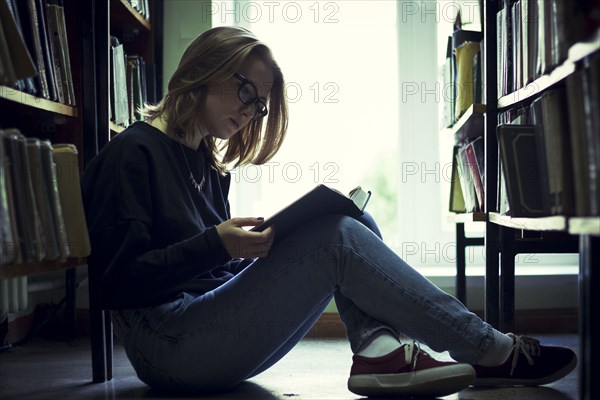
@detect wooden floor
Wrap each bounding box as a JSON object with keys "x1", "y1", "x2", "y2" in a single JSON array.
[{"x1": 0, "y1": 334, "x2": 579, "y2": 399}]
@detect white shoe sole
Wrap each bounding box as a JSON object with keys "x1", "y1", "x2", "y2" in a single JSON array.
[{"x1": 348, "y1": 363, "x2": 476, "y2": 397}]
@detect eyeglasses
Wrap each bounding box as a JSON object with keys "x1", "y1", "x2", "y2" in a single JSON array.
[{"x1": 234, "y1": 73, "x2": 268, "y2": 120}]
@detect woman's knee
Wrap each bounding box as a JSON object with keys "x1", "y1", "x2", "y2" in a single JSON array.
[
  {"x1": 327, "y1": 215, "x2": 382, "y2": 245},
  {"x1": 271, "y1": 214, "x2": 378, "y2": 260},
  {"x1": 356, "y1": 212, "x2": 383, "y2": 239}
]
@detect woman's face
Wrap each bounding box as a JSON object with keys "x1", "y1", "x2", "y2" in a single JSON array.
[{"x1": 203, "y1": 55, "x2": 273, "y2": 140}]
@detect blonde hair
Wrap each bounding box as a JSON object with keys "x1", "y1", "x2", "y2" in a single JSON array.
[{"x1": 141, "y1": 26, "x2": 288, "y2": 173}]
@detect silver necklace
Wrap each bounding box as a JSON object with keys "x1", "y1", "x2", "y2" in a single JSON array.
[{"x1": 179, "y1": 142, "x2": 205, "y2": 192}]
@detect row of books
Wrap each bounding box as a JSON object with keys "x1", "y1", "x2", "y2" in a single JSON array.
[
  {"x1": 496, "y1": 51, "x2": 599, "y2": 217},
  {"x1": 1, "y1": 128, "x2": 90, "y2": 267},
  {"x1": 449, "y1": 137, "x2": 484, "y2": 214},
  {"x1": 0, "y1": 0, "x2": 75, "y2": 105},
  {"x1": 497, "y1": 0, "x2": 599, "y2": 97},
  {"x1": 126, "y1": 0, "x2": 151, "y2": 21},
  {"x1": 444, "y1": 9, "x2": 485, "y2": 206},
  {"x1": 0, "y1": 0, "x2": 35, "y2": 86},
  {"x1": 110, "y1": 36, "x2": 156, "y2": 128},
  {"x1": 440, "y1": 28, "x2": 484, "y2": 129}
]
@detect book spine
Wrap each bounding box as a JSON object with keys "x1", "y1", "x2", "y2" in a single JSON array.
[
  {"x1": 541, "y1": 89, "x2": 574, "y2": 215},
  {"x1": 36, "y1": 0, "x2": 58, "y2": 102},
  {"x1": 40, "y1": 140, "x2": 69, "y2": 260},
  {"x1": 497, "y1": 124, "x2": 547, "y2": 217},
  {"x1": 581, "y1": 54, "x2": 600, "y2": 215},
  {"x1": 0, "y1": 129, "x2": 17, "y2": 265},
  {"x1": 26, "y1": 0, "x2": 50, "y2": 99},
  {"x1": 26, "y1": 138, "x2": 60, "y2": 261},
  {"x1": 465, "y1": 140, "x2": 485, "y2": 212},
  {"x1": 566, "y1": 70, "x2": 591, "y2": 215},
  {"x1": 529, "y1": 97, "x2": 552, "y2": 215},
  {"x1": 2, "y1": 130, "x2": 38, "y2": 262},
  {"x1": 52, "y1": 144, "x2": 91, "y2": 258},
  {"x1": 456, "y1": 144, "x2": 478, "y2": 212},
  {"x1": 54, "y1": 2, "x2": 74, "y2": 105},
  {"x1": 45, "y1": 3, "x2": 65, "y2": 103},
  {"x1": 20, "y1": 133, "x2": 46, "y2": 262}
]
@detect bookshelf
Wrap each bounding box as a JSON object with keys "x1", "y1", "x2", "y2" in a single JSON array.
[
  {"x1": 448, "y1": 212, "x2": 485, "y2": 304},
  {"x1": 1, "y1": 0, "x2": 163, "y2": 383},
  {"x1": 447, "y1": 211, "x2": 486, "y2": 223},
  {"x1": 0, "y1": 257, "x2": 86, "y2": 279},
  {"x1": 87, "y1": 0, "x2": 164, "y2": 383},
  {"x1": 442, "y1": 2, "x2": 598, "y2": 398},
  {"x1": 0, "y1": 85, "x2": 78, "y2": 116},
  {"x1": 111, "y1": 0, "x2": 152, "y2": 31},
  {"x1": 488, "y1": 213, "x2": 568, "y2": 231},
  {"x1": 442, "y1": 103, "x2": 486, "y2": 142},
  {"x1": 498, "y1": 29, "x2": 600, "y2": 109},
  {"x1": 442, "y1": 22, "x2": 486, "y2": 303},
  {"x1": 106, "y1": 0, "x2": 162, "y2": 139},
  {"x1": 109, "y1": 121, "x2": 125, "y2": 134},
  {"x1": 445, "y1": 101, "x2": 486, "y2": 304},
  {"x1": 569, "y1": 217, "x2": 600, "y2": 236},
  {"x1": 478, "y1": 1, "x2": 599, "y2": 399},
  {"x1": 0, "y1": 0, "x2": 97, "y2": 341}
]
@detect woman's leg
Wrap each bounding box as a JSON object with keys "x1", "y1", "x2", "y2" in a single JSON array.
[
  {"x1": 117, "y1": 215, "x2": 494, "y2": 392},
  {"x1": 244, "y1": 298, "x2": 329, "y2": 378},
  {"x1": 246, "y1": 212, "x2": 385, "y2": 377},
  {"x1": 124, "y1": 214, "x2": 493, "y2": 391}
]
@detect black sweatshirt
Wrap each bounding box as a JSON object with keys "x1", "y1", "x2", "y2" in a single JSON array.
[{"x1": 81, "y1": 122, "x2": 248, "y2": 309}]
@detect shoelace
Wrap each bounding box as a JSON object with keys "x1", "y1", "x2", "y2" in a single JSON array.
[
  {"x1": 507, "y1": 333, "x2": 541, "y2": 375},
  {"x1": 403, "y1": 340, "x2": 425, "y2": 371}
]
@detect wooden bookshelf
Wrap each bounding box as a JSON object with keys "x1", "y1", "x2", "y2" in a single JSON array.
[
  {"x1": 1, "y1": 0, "x2": 89, "y2": 274},
  {"x1": 0, "y1": 86, "x2": 78, "y2": 117},
  {"x1": 87, "y1": 0, "x2": 163, "y2": 383},
  {"x1": 441, "y1": 3, "x2": 600, "y2": 398},
  {"x1": 448, "y1": 211, "x2": 486, "y2": 223},
  {"x1": 111, "y1": 0, "x2": 151, "y2": 31},
  {"x1": 442, "y1": 103, "x2": 485, "y2": 141},
  {"x1": 107, "y1": 0, "x2": 160, "y2": 139},
  {"x1": 0, "y1": 258, "x2": 86, "y2": 279},
  {"x1": 439, "y1": 9, "x2": 487, "y2": 311},
  {"x1": 498, "y1": 29, "x2": 600, "y2": 109},
  {"x1": 109, "y1": 121, "x2": 125, "y2": 134},
  {"x1": 489, "y1": 212, "x2": 568, "y2": 231},
  {"x1": 485, "y1": 4, "x2": 600, "y2": 398},
  {"x1": 568, "y1": 28, "x2": 600, "y2": 64},
  {"x1": 0, "y1": 0, "x2": 95, "y2": 351},
  {"x1": 489, "y1": 214, "x2": 600, "y2": 236},
  {"x1": 498, "y1": 60, "x2": 576, "y2": 108},
  {"x1": 569, "y1": 217, "x2": 600, "y2": 236}
]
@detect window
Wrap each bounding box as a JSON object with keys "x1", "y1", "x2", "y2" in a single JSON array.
[
  {"x1": 210, "y1": 0, "x2": 577, "y2": 276},
  {"x1": 224, "y1": 1, "x2": 401, "y2": 247}
]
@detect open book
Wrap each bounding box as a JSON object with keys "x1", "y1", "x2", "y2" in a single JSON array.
[{"x1": 251, "y1": 184, "x2": 371, "y2": 241}]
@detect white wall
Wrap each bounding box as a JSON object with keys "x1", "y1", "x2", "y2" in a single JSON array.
[{"x1": 162, "y1": 0, "x2": 213, "y2": 92}]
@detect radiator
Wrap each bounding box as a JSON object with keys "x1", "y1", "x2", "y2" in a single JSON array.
[{"x1": 0, "y1": 277, "x2": 28, "y2": 316}]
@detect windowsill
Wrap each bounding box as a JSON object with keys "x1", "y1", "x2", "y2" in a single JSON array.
[{"x1": 418, "y1": 265, "x2": 579, "y2": 277}]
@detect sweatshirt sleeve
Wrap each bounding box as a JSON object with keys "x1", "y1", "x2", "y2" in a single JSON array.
[
  {"x1": 88, "y1": 220, "x2": 230, "y2": 308},
  {"x1": 82, "y1": 129, "x2": 232, "y2": 308}
]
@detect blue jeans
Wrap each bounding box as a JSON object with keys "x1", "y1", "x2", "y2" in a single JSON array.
[{"x1": 112, "y1": 214, "x2": 495, "y2": 392}]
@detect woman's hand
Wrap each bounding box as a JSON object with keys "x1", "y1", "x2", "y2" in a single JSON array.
[{"x1": 216, "y1": 217, "x2": 275, "y2": 258}]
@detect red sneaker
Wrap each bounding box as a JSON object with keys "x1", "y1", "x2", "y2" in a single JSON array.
[
  {"x1": 348, "y1": 341, "x2": 475, "y2": 398},
  {"x1": 473, "y1": 334, "x2": 577, "y2": 386}
]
